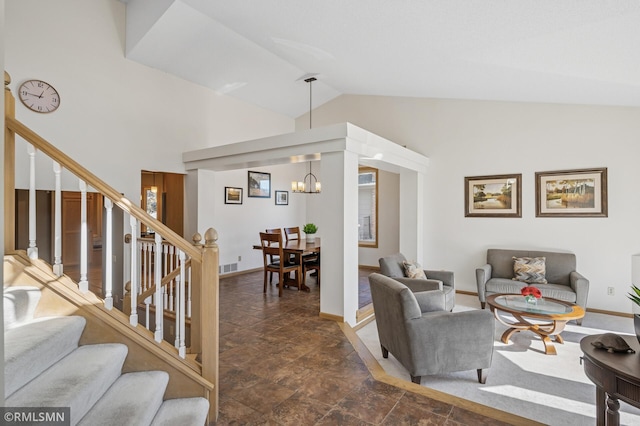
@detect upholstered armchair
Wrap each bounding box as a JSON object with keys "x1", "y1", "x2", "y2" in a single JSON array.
[
  {"x1": 378, "y1": 253, "x2": 455, "y2": 311},
  {"x1": 368, "y1": 273, "x2": 495, "y2": 384}
]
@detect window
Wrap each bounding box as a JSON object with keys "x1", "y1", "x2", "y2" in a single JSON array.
[{"x1": 358, "y1": 167, "x2": 378, "y2": 247}]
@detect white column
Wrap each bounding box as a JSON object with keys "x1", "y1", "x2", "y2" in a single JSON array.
[
  {"x1": 52, "y1": 161, "x2": 63, "y2": 276},
  {"x1": 154, "y1": 232, "x2": 163, "y2": 342},
  {"x1": 318, "y1": 151, "x2": 359, "y2": 325},
  {"x1": 27, "y1": 144, "x2": 38, "y2": 259},
  {"x1": 129, "y1": 216, "x2": 139, "y2": 326},
  {"x1": 103, "y1": 198, "x2": 113, "y2": 310},
  {"x1": 399, "y1": 169, "x2": 425, "y2": 262},
  {"x1": 78, "y1": 180, "x2": 89, "y2": 293}
]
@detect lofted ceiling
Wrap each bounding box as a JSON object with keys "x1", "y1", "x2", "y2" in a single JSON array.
[{"x1": 123, "y1": 0, "x2": 640, "y2": 118}]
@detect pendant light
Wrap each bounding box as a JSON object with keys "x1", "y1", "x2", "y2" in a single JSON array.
[{"x1": 292, "y1": 76, "x2": 321, "y2": 194}]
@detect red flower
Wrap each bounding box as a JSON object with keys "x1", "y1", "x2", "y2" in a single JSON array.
[{"x1": 521, "y1": 286, "x2": 542, "y2": 299}]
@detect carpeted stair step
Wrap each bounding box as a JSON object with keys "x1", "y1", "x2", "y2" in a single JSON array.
[
  {"x1": 4, "y1": 286, "x2": 42, "y2": 329},
  {"x1": 151, "y1": 397, "x2": 210, "y2": 426},
  {"x1": 4, "y1": 316, "x2": 86, "y2": 398},
  {"x1": 6, "y1": 343, "x2": 128, "y2": 425},
  {"x1": 77, "y1": 371, "x2": 169, "y2": 426}
]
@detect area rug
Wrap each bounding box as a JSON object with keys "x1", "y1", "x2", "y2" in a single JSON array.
[{"x1": 356, "y1": 294, "x2": 640, "y2": 426}]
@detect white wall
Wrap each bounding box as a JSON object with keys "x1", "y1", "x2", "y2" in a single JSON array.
[
  {"x1": 1, "y1": 0, "x2": 7, "y2": 403},
  {"x1": 300, "y1": 94, "x2": 640, "y2": 314},
  {"x1": 194, "y1": 163, "x2": 309, "y2": 271},
  {"x1": 5, "y1": 0, "x2": 293, "y2": 204}
]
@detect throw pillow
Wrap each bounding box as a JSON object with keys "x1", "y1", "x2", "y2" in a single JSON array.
[
  {"x1": 402, "y1": 260, "x2": 427, "y2": 279},
  {"x1": 512, "y1": 256, "x2": 547, "y2": 284}
]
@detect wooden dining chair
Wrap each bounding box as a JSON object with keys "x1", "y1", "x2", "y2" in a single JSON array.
[
  {"x1": 265, "y1": 228, "x2": 282, "y2": 284},
  {"x1": 284, "y1": 227, "x2": 300, "y2": 242},
  {"x1": 303, "y1": 250, "x2": 320, "y2": 287},
  {"x1": 259, "y1": 232, "x2": 302, "y2": 297}
]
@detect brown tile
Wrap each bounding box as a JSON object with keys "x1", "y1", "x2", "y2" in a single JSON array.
[
  {"x1": 315, "y1": 408, "x2": 374, "y2": 425},
  {"x1": 266, "y1": 392, "x2": 333, "y2": 425},
  {"x1": 226, "y1": 378, "x2": 297, "y2": 415},
  {"x1": 215, "y1": 398, "x2": 263, "y2": 425},
  {"x1": 382, "y1": 396, "x2": 449, "y2": 425},
  {"x1": 448, "y1": 406, "x2": 514, "y2": 426},
  {"x1": 336, "y1": 384, "x2": 400, "y2": 424},
  {"x1": 401, "y1": 391, "x2": 455, "y2": 417},
  {"x1": 295, "y1": 368, "x2": 363, "y2": 406}
]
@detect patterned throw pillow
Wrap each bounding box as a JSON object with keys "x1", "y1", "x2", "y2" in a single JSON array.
[
  {"x1": 512, "y1": 256, "x2": 547, "y2": 284},
  {"x1": 402, "y1": 260, "x2": 427, "y2": 279}
]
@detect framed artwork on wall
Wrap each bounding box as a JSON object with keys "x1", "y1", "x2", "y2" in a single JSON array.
[
  {"x1": 535, "y1": 168, "x2": 607, "y2": 217},
  {"x1": 248, "y1": 171, "x2": 271, "y2": 198},
  {"x1": 275, "y1": 190, "x2": 288, "y2": 205},
  {"x1": 224, "y1": 187, "x2": 243, "y2": 204},
  {"x1": 464, "y1": 173, "x2": 522, "y2": 217}
]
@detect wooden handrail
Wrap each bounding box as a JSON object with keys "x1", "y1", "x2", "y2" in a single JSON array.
[{"x1": 5, "y1": 116, "x2": 200, "y2": 260}]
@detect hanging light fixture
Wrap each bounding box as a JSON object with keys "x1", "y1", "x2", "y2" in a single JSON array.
[{"x1": 292, "y1": 76, "x2": 321, "y2": 194}]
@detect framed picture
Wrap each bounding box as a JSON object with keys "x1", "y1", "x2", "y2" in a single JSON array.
[
  {"x1": 464, "y1": 174, "x2": 522, "y2": 217},
  {"x1": 275, "y1": 190, "x2": 288, "y2": 205},
  {"x1": 248, "y1": 171, "x2": 271, "y2": 198},
  {"x1": 224, "y1": 187, "x2": 243, "y2": 204},
  {"x1": 535, "y1": 168, "x2": 607, "y2": 217}
]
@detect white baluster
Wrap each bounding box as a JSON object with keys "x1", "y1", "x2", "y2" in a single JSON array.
[
  {"x1": 187, "y1": 265, "x2": 192, "y2": 318},
  {"x1": 154, "y1": 233, "x2": 163, "y2": 342},
  {"x1": 145, "y1": 297, "x2": 150, "y2": 330},
  {"x1": 27, "y1": 144, "x2": 38, "y2": 259},
  {"x1": 178, "y1": 249, "x2": 186, "y2": 358},
  {"x1": 140, "y1": 242, "x2": 147, "y2": 293},
  {"x1": 52, "y1": 161, "x2": 63, "y2": 276},
  {"x1": 174, "y1": 273, "x2": 181, "y2": 349},
  {"x1": 78, "y1": 180, "x2": 89, "y2": 293},
  {"x1": 147, "y1": 242, "x2": 153, "y2": 295},
  {"x1": 103, "y1": 198, "x2": 113, "y2": 310},
  {"x1": 169, "y1": 246, "x2": 175, "y2": 312},
  {"x1": 129, "y1": 217, "x2": 139, "y2": 326},
  {"x1": 163, "y1": 244, "x2": 169, "y2": 307}
]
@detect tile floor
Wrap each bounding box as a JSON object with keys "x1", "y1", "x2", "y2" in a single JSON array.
[{"x1": 215, "y1": 270, "x2": 520, "y2": 425}]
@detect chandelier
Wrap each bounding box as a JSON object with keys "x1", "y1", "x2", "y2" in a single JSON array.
[{"x1": 291, "y1": 76, "x2": 321, "y2": 194}]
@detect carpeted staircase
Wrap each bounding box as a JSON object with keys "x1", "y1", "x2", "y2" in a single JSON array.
[{"x1": 4, "y1": 286, "x2": 209, "y2": 426}]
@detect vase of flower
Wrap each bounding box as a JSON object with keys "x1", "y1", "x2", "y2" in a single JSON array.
[{"x1": 521, "y1": 286, "x2": 542, "y2": 306}]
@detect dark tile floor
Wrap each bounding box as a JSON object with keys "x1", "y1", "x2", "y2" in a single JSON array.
[{"x1": 215, "y1": 270, "x2": 523, "y2": 425}]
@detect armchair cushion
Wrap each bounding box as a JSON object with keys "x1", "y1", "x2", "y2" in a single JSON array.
[{"x1": 402, "y1": 260, "x2": 427, "y2": 279}]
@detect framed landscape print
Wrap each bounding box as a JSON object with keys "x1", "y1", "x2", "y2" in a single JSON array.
[
  {"x1": 224, "y1": 187, "x2": 243, "y2": 204},
  {"x1": 535, "y1": 168, "x2": 607, "y2": 217},
  {"x1": 275, "y1": 190, "x2": 288, "y2": 205},
  {"x1": 248, "y1": 171, "x2": 271, "y2": 198},
  {"x1": 464, "y1": 174, "x2": 522, "y2": 217}
]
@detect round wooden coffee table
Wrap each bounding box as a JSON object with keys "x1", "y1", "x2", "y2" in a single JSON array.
[{"x1": 487, "y1": 293, "x2": 585, "y2": 355}]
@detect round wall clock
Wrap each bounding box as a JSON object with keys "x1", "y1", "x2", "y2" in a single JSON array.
[{"x1": 18, "y1": 79, "x2": 60, "y2": 113}]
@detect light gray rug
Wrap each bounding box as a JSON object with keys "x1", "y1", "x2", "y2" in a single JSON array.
[{"x1": 357, "y1": 294, "x2": 640, "y2": 426}]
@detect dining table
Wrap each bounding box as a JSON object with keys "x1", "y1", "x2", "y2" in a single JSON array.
[{"x1": 253, "y1": 238, "x2": 321, "y2": 292}]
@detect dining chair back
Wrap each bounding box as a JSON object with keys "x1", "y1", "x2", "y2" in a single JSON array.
[
  {"x1": 284, "y1": 227, "x2": 300, "y2": 242},
  {"x1": 259, "y1": 232, "x2": 302, "y2": 297}
]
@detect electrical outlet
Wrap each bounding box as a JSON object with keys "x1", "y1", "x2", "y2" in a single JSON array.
[
  {"x1": 607, "y1": 287, "x2": 615, "y2": 296},
  {"x1": 238, "y1": 255, "x2": 242, "y2": 262}
]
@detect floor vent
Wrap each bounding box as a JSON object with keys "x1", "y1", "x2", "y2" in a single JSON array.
[{"x1": 219, "y1": 263, "x2": 238, "y2": 274}]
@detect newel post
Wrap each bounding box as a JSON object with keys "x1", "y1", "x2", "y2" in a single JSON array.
[
  {"x1": 5, "y1": 71, "x2": 16, "y2": 252},
  {"x1": 193, "y1": 228, "x2": 219, "y2": 421}
]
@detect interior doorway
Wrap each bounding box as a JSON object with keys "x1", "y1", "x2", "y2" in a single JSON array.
[{"x1": 141, "y1": 171, "x2": 185, "y2": 237}]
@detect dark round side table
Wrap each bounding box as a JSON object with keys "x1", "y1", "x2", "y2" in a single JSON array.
[{"x1": 580, "y1": 334, "x2": 640, "y2": 426}]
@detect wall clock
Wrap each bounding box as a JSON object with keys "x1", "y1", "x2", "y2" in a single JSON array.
[{"x1": 18, "y1": 79, "x2": 60, "y2": 113}]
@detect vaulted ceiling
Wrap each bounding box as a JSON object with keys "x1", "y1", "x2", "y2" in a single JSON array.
[{"x1": 123, "y1": 0, "x2": 640, "y2": 118}]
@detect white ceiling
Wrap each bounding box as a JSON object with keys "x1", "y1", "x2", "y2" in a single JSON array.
[{"x1": 123, "y1": 0, "x2": 640, "y2": 118}]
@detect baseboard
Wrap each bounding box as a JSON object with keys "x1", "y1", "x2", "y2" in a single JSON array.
[{"x1": 319, "y1": 311, "x2": 344, "y2": 322}]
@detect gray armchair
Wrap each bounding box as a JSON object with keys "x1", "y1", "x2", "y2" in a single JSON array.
[
  {"x1": 379, "y1": 253, "x2": 455, "y2": 311},
  {"x1": 369, "y1": 273, "x2": 495, "y2": 384}
]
